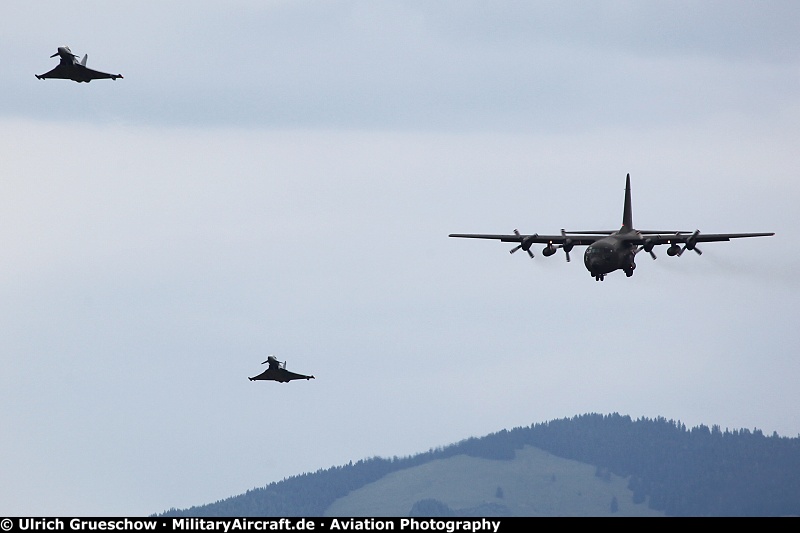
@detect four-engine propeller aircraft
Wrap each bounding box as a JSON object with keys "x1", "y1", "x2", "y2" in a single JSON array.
[
  {"x1": 449, "y1": 174, "x2": 774, "y2": 281},
  {"x1": 248, "y1": 355, "x2": 315, "y2": 383},
  {"x1": 36, "y1": 46, "x2": 123, "y2": 82}
]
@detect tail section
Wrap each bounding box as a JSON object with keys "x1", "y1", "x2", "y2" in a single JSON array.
[
  {"x1": 621, "y1": 173, "x2": 633, "y2": 232},
  {"x1": 80, "y1": 54, "x2": 88, "y2": 66}
]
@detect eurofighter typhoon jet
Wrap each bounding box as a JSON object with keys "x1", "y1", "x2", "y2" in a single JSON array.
[{"x1": 36, "y1": 46, "x2": 123, "y2": 82}]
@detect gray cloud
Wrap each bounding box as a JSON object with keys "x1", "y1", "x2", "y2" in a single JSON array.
[{"x1": 5, "y1": 2, "x2": 799, "y2": 130}]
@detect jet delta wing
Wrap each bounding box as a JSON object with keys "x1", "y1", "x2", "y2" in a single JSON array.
[{"x1": 248, "y1": 356, "x2": 315, "y2": 383}]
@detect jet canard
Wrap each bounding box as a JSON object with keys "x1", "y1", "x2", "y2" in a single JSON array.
[
  {"x1": 449, "y1": 174, "x2": 774, "y2": 281},
  {"x1": 249, "y1": 356, "x2": 315, "y2": 383},
  {"x1": 36, "y1": 46, "x2": 123, "y2": 82}
]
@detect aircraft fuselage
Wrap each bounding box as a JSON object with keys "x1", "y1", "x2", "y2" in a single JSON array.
[{"x1": 583, "y1": 234, "x2": 637, "y2": 280}]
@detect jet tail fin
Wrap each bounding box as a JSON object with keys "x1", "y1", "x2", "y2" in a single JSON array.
[
  {"x1": 621, "y1": 173, "x2": 633, "y2": 232},
  {"x1": 80, "y1": 54, "x2": 88, "y2": 66}
]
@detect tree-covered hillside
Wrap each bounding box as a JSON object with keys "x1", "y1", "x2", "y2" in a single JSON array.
[{"x1": 156, "y1": 413, "x2": 800, "y2": 517}]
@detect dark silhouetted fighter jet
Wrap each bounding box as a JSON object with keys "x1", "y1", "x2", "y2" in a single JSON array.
[
  {"x1": 249, "y1": 356, "x2": 315, "y2": 383},
  {"x1": 36, "y1": 46, "x2": 123, "y2": 82}
]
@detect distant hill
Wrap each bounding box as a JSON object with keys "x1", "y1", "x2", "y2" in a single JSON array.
[
  {"x1": 324, "y1": 445, "x2": 662, "y2": 516},
  {"x1": 155, "y1": 413, "x2": 800, "y2": 517}
]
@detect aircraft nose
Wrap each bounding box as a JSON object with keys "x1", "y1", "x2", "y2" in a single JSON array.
[{"x1": 584, "y1": 249, "x2": 604, "y2": 272}]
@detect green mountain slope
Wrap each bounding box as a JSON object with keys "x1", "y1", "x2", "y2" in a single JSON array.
[
  {"x1": 325, "y1": 445, "x2": 663, "y2": 517},
  {"x1": 157, "y1": 413, "x2": 800, "y2": 517}
]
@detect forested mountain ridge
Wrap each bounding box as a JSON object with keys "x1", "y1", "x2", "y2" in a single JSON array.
[{"x1": 155, "y1": 413, "x2": 800, "y2": 517}]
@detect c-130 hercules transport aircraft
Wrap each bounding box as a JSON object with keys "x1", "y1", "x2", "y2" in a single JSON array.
[{"x1": 449, "y1": 174, "x2": 774, "y2": 281}]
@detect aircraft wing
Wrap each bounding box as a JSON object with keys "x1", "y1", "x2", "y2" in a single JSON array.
[
  {"x1": 450, "y1": 230, "x2": 774, "y2": 247},
  {"x1": 81, "y1": 66, "x2": 122, "y2": 80},
  {"x1": 35, "y1": 66, "x2": 72, "y2": 80},
  {"x1": 620, "y1": 231, "x2": 775, "y2": 246},
  {"x1": 249, "y1": 369, "x2": 276, "y2": 381},
  {"x1": 565, "y1": 230, "x2": 692, "y2": 235},
  {"x1": 37, "y1": 64, "x2": 122, "y2": 82},
  {"x1": 249, "y1": 368, "x2": 314, "y2": 383},
  {"x1": 280, "y1": 369, "x2": 315, "y2": 382},
  {"x1": 449, "y1": 233, "x2": 602, "y2": 246}
]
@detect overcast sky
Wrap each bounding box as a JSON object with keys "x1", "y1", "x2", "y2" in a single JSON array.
[{"x1": 1, "y1": 0, "x2": 798, "y2": 517}]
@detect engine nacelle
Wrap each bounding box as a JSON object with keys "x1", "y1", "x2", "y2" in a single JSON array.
[
  {"x1": 643, "y1": 239, "x2": 656, "y2": 253},
  {"x1": 521, "y1": 236, "x2": 535, "y2": 252},
  {"x1": 542, "y1": 243, "x2": 557, "y2": 257}
]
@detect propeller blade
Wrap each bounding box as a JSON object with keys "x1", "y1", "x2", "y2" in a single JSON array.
[
  {"x1": 679, "y1": 230, "x2": 701, "y2": 256},
  {"x1": 510, "y1": 229, "x2": 521, "y2": 254},
  {"x1": 649, "y1": 250, "x2": 657, "y2": 260},
  {"x1": 510, "y1": 229, "x2": 534, "y2": 258},
  {"x1": 558, "y1": 229, "x2": 572, "y2": 262},
  {"x1": 678, "y1": 245, "x2": 704, "y2": 256}
]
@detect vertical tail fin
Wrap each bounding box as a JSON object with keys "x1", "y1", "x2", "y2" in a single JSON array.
[
  {"x1": 80, "y1": 54, "x2": 88, "y2": 66},
  {"x1": 621, "y1": 173, "x2": 633, "y2": 232}
]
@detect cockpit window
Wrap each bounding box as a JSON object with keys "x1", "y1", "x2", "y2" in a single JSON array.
[{"x1": 586, "y1": 246, "x2": 612, "y2": 258}]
